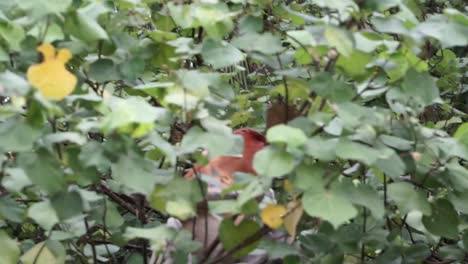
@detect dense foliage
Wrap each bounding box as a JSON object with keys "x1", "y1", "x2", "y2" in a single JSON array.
[{"x1": 0, "y1": 0, "x2": 467, "y2": 263}]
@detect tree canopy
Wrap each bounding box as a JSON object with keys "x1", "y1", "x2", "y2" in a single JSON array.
[{"x1": 0, "y1": 0, "x2": 467, "y2": 263}]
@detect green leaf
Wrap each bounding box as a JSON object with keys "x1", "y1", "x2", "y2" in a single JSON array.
[
  {"x1": 150, "y1": 178, "x2": 203, "y2": 219},
  {"x1": 303, "y1": 183, "x2": 358, "y2": 228},
  {"x1": 237, "y1": 179, "x2": 266, "y2": 207},
  {"x1": 305, "y1": 137, "x2": 338, "y2": 161},
  {"x1": 311, "y1": 0, "x2": 359, "y2": 15},
  {"x1": 147, "y1": 29, "x2": 178, "y2": 43},
  {"x1": 0, "y1": 196, "x2": 25, "y2": 223},
  {"x1": 0, "y1": 118, "x2": 41, "y2": 152},
  {"x1": 167, "y1": 3, "x2": 194, "y2": 28},
  {"x1": 422, "y1": 199, "x2": 459, "y2": 239},
  {"x1": 454, "y1": 123, "x2": 468, "y2": 148},
  {"x1": 335, "y1": 138, "x2": 381, "y2": 165},
  {"x1": 388, "y1": 182, "x2": 431, "y2": 215},
  {"x1": 0, "y1": 70, "x2": 30, "y2": 96},
  {"x1": 89, "y1": 200, "x2": 124, "y2": 229},
  {"x1": 65, "y1": 2, "x2": 109, "y2": 42},
  {"x1": 374, "y1": 246, "x2": 403, "y2": 263},
  {"x1": 28, "y1": 200, "x2": 59, "y2": 230},
  {"x1": 354, "y1": 32, "x2": 399, "y2": 53},
  {"x1": 401, "y1": 69, "x2": 441, "y2": 107},
  {"x1": 374, "y1": 151, "x2": 406, "y2": 179},
  {"x1": 233, "y1": 32, "x2": 283, "y2": 54},
  {"x1": 335, "y1": 179, "x2": 385, "y2": 219},
  {"x1": 22, "y1": 243, "x2": 52, "y2": 264},
  {"x1": 253, "y1": 146, "x2": 296, "y2": 177},
  {"x1": 439, "y1": 245, "x2": 465, "y2": 262},
  {"x1": 166, "y1": 199, "x2": 197, "y2": 220},
  {"x1": 379, "y1": 134, "x2": 414, "y2": 151},
  {"x1": 150, "y1": 43, "x2": 178, "y2": 69},
  {"x1": 20, "y1": 240, "x2": 66, "y2": 264},
  {"x1": 139, "y1": 132, "x2": 177, "y2": 165},
  {"x1": 18, "y1": 150, "x2": 66, "y2": 194},
  {"x1": 446, "y1": 161, "x2": 468, "y2": 192},
  {"x1": 192, "y1": 3, "x2": 234, "y2": 39},
  {"x1": 371, "y1": 16, "x2": 411, "y2": 36},
  {"x1": 463, "y1": 230, "x2": 468, "y2": 251},
  {"x1": 430, "y1": 138, "x2": 468, "y2": 161},
  {"x1": 201, "y1": 38, "x2": 244, "y2": 69},
  {"x1": 325, "y1": 26, "x2": 354, "y2": 57},
  {"x1": 292, "y1": 162, "x2": 325, "y2": 192},
  {"x1": 176, "y1": 70, "x2": 217, "y2": 93},
  {"x1": 164, "y1": 86, "x2": 200, "y2": 110},
  {"x1": 14, "y1": 0, "x2": 71, "y2": 18},
  {"x1": 100, "y1": 96, "x2": 167, "y2": 133},
  {"x1": 219, "y1": 219, "x2": 261, "y2": 258},
  {"x1": 28, "y1": 22, "x2": 64, "y2": 43},
  {"x1": 448, "y1": 191, "x2": 468, "y2": 215},
  {"x1": 259, "y1": 240, "x2": 299, "y2": 260},
  {"x1": 89, "y1": 59, "x2": 120, "y2": 82},
  {"x1": 384, "y1": 52, "x2": 410, "y2": 82},
  {"x1": 0, "y1": 231, "x2": 20, "y2": 264},
  {"x1": 65, "y1": 147, "x2": 100, "y2": 186},
  {"x1": 336, "y1": 50, "x2": 372, "y2": 79},
  {"x1": 404, "y1": 243, "x2": 431, "y2": 263},
  {"x1": 2, "y1": 168, "x2": 31, "y2": 193},
  {"x1": 124, "y1": 226, "x2": 176, "y2": 252},
  {"x1": 119, "y1": 57, "x2": 145, "y2": 80},
  {"x1": 43, "y1": 132, "x2": 87, "y2": 146},
  {"x1": 416, "y1": 14, "x2": 468, "y2": 48},
  {"x1": 111, "y1": 152, "x2": 159, "y2": 196},
  {"x1": 294, "y1": 48, "x2": 313, "y2": 65},
  {"x1": 50, "y1": 190, "x2": 83, "y2": 220},
  {"x1": 0, "y1": 45, "x2": 8, "y2": 61},
  {"x1": 238, "y1": 15, "x2": 263, "y2": 34},
  {"x1": 286, "y1": 30, "x2": 316, "y2": 47},
  {"x1": 299, "y1": 232, "x2": 335, "y2": 256},
  {"x1": 78, "y1": 141, "x2": 111, "y2": 171},
  {"x1": 0, "y1": 22, "x2": 25, "y2": 51},
  {"x1": 311, "y1": 73, "x2": 355, "y2": 103},
  {"x1": 266, "y1": 124, "x2": 307, "y2": 148},
  {"x1": 271, "y1": 78, "x2": 309, "y2": 101},
  {"x1": 181, "y1": 124, "x2": 242, "y2": 158},
  {"x1": 364, "y1": 0, "x2": 400, "y2": 11},
  {"x1": 431, "y1": 49, "x2": 457, "y2": 74},
  {"x1": 173, "y1": 230, "x2": 203, "y2": 253},
  {"x1": 333, "y1": 102, "x2": 372, "y2": 129},
  {"x1": 209, "y1": 200, "x2": 240, "y2": 215}
]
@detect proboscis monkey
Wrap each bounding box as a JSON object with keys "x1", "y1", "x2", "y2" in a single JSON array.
[{"x1": 182, "y1": 128, "x2": 267, "y2": 259}]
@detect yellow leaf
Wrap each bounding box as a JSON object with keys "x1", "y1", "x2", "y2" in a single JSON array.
[
  {"x1": 27, "y1": 43, "x2": 77, "y2": 100},
  {"x1": 261, "y1": 204, "x2": 286, "y2": 229},
  {"x1": 283, "y1": 200, "x2": 303, "y2": 238},
  {"x1": 132, "y1": 123, "x2": 155, "y2": 138},
  {"x1": 283, "y1": 179, "x2": 294, "y2": 194},
  {"x1": 20, "y1": 242, "x2": 58, "y2": 264}
]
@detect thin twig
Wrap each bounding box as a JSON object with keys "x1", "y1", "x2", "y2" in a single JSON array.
[
  {"x1": 39, "y1": 15, "x2": 51, "y2": 43},
  {"x1": 193, "y1": 169, "x2": 209, "y2": 247},
  {"x1": 361, "y1": 207, "x2": 367, "y2": 263},
  {"x1": 276, "y1": 54, "x2": 290, "y2": 124},
  {"x1": 361, "y1": 170, "x2": 367, "y2": 263},
  {"x1": 49, "y1": 118, "x2": 63, "y2": 160},
  {"x1": 206, "y1": 226, "x2": 270, "y2": 264},
  {"x1": 101, "y1": 199, "x2": 116, "y2": 263},
  {"x1": 84, "y1": 217, "x2": 98, "y2": 263},
  {"x1": 199, "y1": 237, "x2": 220, "y2": 264},
  {"x1": 98, "y1": 40, "x2": 103, "y2": 59},
  {"x1": 33, "y1": 229, "x2": 53, "y2": 264},
  {"x1": 99, "y1": 183, "x2": 138, "y2": 216}
]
